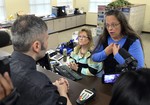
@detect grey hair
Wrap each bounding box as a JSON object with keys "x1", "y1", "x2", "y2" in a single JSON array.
[{"x1": 11, "y1": 15, "x2": 47, "y2": 52}]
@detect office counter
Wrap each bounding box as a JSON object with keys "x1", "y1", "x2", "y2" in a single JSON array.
[
  {"x1": 0, "y1": 14, "x2": 86, "y2": 50},
  {"x1": 1, "y1": 13, "x2": 86, "y2": 34},
  {"x1": 78, "y1": 75, "x2": 112, "y2": 96},
  {"x1": 37, "y1": 66, "x2": 111, "y2": 105}
]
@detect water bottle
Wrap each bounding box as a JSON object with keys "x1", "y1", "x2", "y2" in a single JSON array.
[{"x1": 63, "y1": 48, "x2": 67, "y2": 62}]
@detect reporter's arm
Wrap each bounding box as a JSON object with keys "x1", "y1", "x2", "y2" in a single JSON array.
[
  {"x1": 0, "y1": 72, "x2": 13, "y2": 100},
  {"x1": 0, "y1": 72, "x2": 19, "y2": 105}
]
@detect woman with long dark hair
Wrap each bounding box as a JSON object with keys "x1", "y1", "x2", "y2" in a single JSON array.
[{"x1": 92, "y1": 9, "x2": 144, "y2": 74}]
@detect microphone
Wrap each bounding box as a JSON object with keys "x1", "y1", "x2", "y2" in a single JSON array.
[
  {"x1": 118, "y1": 48, "x2": 138, "y2": 71},
  {"x1": 119, "y1": 48, "x2": 131, "y2": 59}
]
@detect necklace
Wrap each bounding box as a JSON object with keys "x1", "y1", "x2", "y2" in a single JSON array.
[
  {"x1": 80, "y1": 51, "x2": 85, "y2": 55},
  {"x1": 79, "y1": 50, "x2": 86, "y2": 58},
  {"x1": 112, "y1": 35, "x2": 124, "y2": 42}
]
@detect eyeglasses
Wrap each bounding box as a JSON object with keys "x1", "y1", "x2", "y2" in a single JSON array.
[
  {"x1": 78, "y1": 36, "x2": 89, "y2": 39},
  {"x1": 105, "y1": 23, "x2": 120, "y2": 29}
]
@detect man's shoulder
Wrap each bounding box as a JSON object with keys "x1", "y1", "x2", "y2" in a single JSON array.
[
  {"x1": 27, "y1": 70, "x2": 52, "y2": 85},
  {"x1": 11, "y1": 67, "x2": 52, "y2": 86}
]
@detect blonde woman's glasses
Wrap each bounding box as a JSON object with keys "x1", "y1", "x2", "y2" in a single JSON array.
[{"x1": 78, "y1": 36, "x2": 89, "y2": 39}]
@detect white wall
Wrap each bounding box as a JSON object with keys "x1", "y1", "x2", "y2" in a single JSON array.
[
  {"x1": 5, "y1": 0, "x2": 29, "y2": 18},
  {"x1": 128, "y1": 0, "x2": 150, "y2": 32},
  {"x1": 75, "y1": 0, "x2": 150, "y2": 32},
  {"x1": 74, "y1": 0, "x2": 97, "y2": 25}
]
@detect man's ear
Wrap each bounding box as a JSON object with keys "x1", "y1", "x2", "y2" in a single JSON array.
[{"x1": 32, "y1": 41, "x2": 41, "y2": 53}]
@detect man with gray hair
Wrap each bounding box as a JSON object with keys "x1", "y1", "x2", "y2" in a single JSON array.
[{"x1": 10, "y1": 15, "x2": 72, "y2": 105}]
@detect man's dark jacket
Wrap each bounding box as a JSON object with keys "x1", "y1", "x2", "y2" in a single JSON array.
[{"x1": 10, "y1": 51, "x2": 60, "y2": 105}]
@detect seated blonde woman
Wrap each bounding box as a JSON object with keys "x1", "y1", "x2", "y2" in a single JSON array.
[{"x1": 68, "y1": 28, "x2": 103, "y2": 76}]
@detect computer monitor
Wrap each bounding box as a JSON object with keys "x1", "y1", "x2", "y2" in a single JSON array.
[
  {"x1": 37, "y1": 53, "x2": 51, "y2": 70},
  {"x1": 52, "y1": 6, "x2": 67, "y2": 17}
]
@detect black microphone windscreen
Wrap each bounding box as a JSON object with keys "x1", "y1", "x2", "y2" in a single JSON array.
[
  {"x1": 119, "y1": 48, "x2": 131, "y2": 59},
  {"x1": 118, "y1": 48, "x2": 138, "y2": 71},
  {"x1": 57, "y1": 96, "x2": 67, "y2": 105}
]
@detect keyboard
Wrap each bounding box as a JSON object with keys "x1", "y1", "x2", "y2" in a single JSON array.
[
  {"x1": 47, "y1": 49, "x2": 63, "y2": 61},
  {"x1": 52, "y1": 54, "x2": 63, "y2": 61},
  {"x1": 55, "y1": 65, "x2": 83, "y2": 81}
]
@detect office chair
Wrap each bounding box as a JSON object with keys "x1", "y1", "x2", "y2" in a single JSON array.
[
  {"x1": 0, "y1": 29, "x2": 11, "y2": 57},
  {"x1": 0, "y1": 30, "x2": 11, "y2": 48}
]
